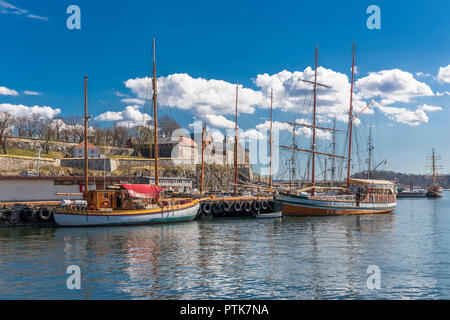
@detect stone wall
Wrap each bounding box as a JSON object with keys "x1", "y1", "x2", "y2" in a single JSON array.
[
  {"x1": 60, "y1": 158, "x2": 119, "y2": 172},
  {"x1": 5, "y1": 137, "x2": 133, "y2": 156},
  {"x1": 0, "y1": 155, "x2": 59, "y2": 172}
]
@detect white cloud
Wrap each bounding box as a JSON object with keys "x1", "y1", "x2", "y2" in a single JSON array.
[
  {"x1": 356, "y1": 69, "x2": 433, "y2": 103},
  {"x1": 254, "y1": 67, "x2": 370, "y2": 125},
  {"x1": 121, "y1": 98, "x2": 145, "y2": 105},
  {"x1": 256, "y1": 120, "x2": 331, "y2": 140},
  {"x1": 437, "y1": 65, "x2": 450, "y2": 83},
  {"x1": 0, "y1": 103, "x2": 60, "y2": 119},
  {"x1": 416, "y1": 72, "x2": 430, "y2": 78},
  {"x1": 124, "y1": 73, "x2": 265, "y2": 118},
  {"x1": 0, "y1": 86, "x2": 18, "y2": 96},
  {"x1": 375, "y1": 103, "x2": 442, "y2": 127},
  {"x1": 0, "y1": 0, "x2": 48, "y2": 21},
  {"x1": 204, "y1": 114, "x2": 235, "y2": 129},
  {"x1": 239, "y1": 128, "x2": 266, "y2": 140},
  {"x1": 23, "y1": 90, "x2": 42, "y2": 96},
  {"x1": 94, "y1": 105, "x2": 152, "y2": 127}
]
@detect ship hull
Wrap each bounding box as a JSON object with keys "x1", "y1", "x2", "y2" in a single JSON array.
[
  {"x1": 276, "y1": 193, "x2": 396, "y2": 216},
  {"x1": 54, "y1": 201, "x2": 200, "y2": 227}
]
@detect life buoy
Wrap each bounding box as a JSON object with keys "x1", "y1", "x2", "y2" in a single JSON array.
[
  {"x1": 89, "y1": 206, "x2": 96, "y2": 211},
  {"x1": 103, "y1": 200, "x2": 110, "y2": 207}
]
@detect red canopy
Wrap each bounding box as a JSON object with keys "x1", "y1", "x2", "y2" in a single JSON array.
[{"x1": 121, "y1": 184, "x2": 162, "y2": 199}]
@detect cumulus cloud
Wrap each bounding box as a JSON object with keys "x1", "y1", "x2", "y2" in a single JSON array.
[
  {"x1": 94, "y1": 105, "x2": 152, "y2": 127},
  {"x1": 356, "y1": 69, "x2": 434, "y2": 103},
  {"x1": 0, "y1": 86, "x2": 18, "y2": 96},
  {"x1": 256, "y1": 120, "x2": 331, "y2": 140},
  {"x1": 254, "y1": 67, "x2": 371, "y2": 125},
  {"x1": 375, "y1": 103, "x2": 442, "y2": 127},
  {"x1": 23, "y1": 90, "x2": 42, "y2": 96},
  {"x1": 437, "y1": 65, "x2": 450, "y2": 83},
  {"x1": 125, "y1": 73, "x2": 265, "y2": 117},
  {"x1": 416, "y1": 72, "x2": 430, "y2": 78},
  {"x1": 0, "y1": 103, "x2": 60, "y2": 119}
]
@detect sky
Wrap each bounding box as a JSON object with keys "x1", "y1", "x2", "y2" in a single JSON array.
[{"x1": 1, "y1": 0, "x2": 450, "y2": 178}]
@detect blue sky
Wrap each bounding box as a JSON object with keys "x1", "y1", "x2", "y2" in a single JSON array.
[{"x1": 1, "y1": 0, "x2": 450, "y2": 177}]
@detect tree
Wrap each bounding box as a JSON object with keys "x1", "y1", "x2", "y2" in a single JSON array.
[
  {"x1": 39, "y1": 119, "x2": 56, "y2": 154},
  {"x1": 159, "y1": 115, "x2": 181, "y2": 137},
  {"x1": 14, "y1": 116, "x2": 28, "y2": 138},
  {"x1": 26, "y1": 113, "x2": 42, "y2": 138},
  {"x1": 0, "y1": 113, "x2": 14, "y2": 154}
]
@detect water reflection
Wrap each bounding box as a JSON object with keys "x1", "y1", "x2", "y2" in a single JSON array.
[{"x1": 1, "y1": 195, "x2": 450, "y2": 299}]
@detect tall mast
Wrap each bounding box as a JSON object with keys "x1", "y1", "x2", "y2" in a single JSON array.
[
  {"x1": 432, "y1": 148, "x2": 436, "y2": 185},
  {"x1": 200, "y1": 122, "x2": 206, "y2": 194},
  {"x1": 84, "y1": 76, "x2": 89, "y2": 199},
  {"x1": 234, "y1": 82, "x2": 239, "y2": 195},
  {"x1": 346, "y1": 42, "x2": 356, "y2": 188},
  {"x1": 152, "y1": 39, "x2": 159, "y2": 186},
  {"x1": 311, "y1": 44, "x2": 318, "y2": 195},
  {"x1": 269, "y1": 88, "x2": 273, "y2": 189},
  {"x1": 367, "y1": 125, "x2": 374, "y2": 179},
  {"x1": 331, "y1": 118, "x2": 336, "y2": 184}
]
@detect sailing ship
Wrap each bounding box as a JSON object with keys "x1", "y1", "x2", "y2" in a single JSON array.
[
  {"x1": 274, "y1": 43, "x2": 397, "y2": 216},
  {"x1": 425, "y1": 148, "x2": 443, "y2": 198},
  {"x1": 54, "y1": 39, "x2": 200, "y2": 226}
]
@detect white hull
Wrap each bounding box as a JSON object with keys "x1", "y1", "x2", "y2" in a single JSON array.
[{"x1": 54, "y1": 203, "x2": 200, "y2": 227}]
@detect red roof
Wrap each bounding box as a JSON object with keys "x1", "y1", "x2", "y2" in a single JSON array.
[
  {"x1": 74, "y1": 141, "x2": 98, "y2": 150},
  {"x1": 121, "y1": 184, "x2": 162, "y2": 198}
]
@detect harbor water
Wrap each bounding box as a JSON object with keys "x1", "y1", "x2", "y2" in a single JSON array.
[{"x1": 1, "y1": 193, "x2": 450, "y2": 299}]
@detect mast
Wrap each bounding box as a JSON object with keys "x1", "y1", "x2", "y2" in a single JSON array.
[
  {"x1": 234, "y1": 82, "x2": 239, "y2": 195},
  {"x1": 366, "y1": 125, "x2": 374, "y2": 179},
  {"x1": 152, "y1": 39, "x2": 159, "y2": 187},
  {"x1": 432, "y1": 148, "x2": 436, "y2": 185},
  {"x1": 269, "y1": 88, "x2": 273, "y2": 189},
  {"x1": 84, "y1": 76, "x2": 88, "y2": 199},
  {"x1": 311, "y1": 44, "x2": 318, "y2": 195},
  {"x1": 331, "y1": 118, "x2": 336, "y2": 184},
  {"x1": 290, "y1": 120, "x2": 296, "y2": 189},
  {"x1": 346, "y1": 42, "x2": 356, "y2": 188},
  {"x1": 200, "y1": 122, "x2": 206, "y2": 194}
]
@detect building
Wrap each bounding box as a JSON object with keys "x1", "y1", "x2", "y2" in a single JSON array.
[
  {"x1": 0, "y1": 176, "x2": 126, "y2": 202},
  {"x1": 72, "y1": 141, "x2": 101, "y2": 158}
]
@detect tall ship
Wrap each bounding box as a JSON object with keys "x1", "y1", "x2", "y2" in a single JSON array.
[
  {"x1": 275, "y1": 43, "x2": 397, "y2": 216},
  {"x1": 425, "y1": 148, "x2": 443, "y2": 198},
  {"x1": 54, "y1": 39, "x2": 199, "y2": 226}
]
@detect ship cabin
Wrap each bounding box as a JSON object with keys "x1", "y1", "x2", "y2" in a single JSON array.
[
  {"x1": 85, "y1": 184, "x2": 162, "y2": 211},
  {"x1": 348, "y1": 178, "x2": 397, "y2": 204}
]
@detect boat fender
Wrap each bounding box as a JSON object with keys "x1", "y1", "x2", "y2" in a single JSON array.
[
  {"x1": 252, "y1": 201, "x2": 261, "y2": 211},
  {"x1": 38, "y1": 208, "x2": 52, "y2": 222},
  {"x1": 233, "y1": 201, "x2": 242, "y2": 212},
  {"x1": 222, "y1": 201, "x2": 233, "y2": 212},
  {"x1": 203, "y1": 202, "x2": 212, "y2": 215},
  {"x1": 261, "y1": 201, "x2": 268, "y2": 210},
  {"x1": 244, "y1": 201, "x2": 252, "y2": 212}
]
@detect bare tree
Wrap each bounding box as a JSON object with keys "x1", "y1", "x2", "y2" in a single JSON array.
[
  {"x1": 0, "y1": 113, "x2": 14, "y2": 154},
  {"x1": 159, "y1": 115, "x2": 181, "y2": 137},
  {"x1": 26, "y1": 113, "x2": 42, "y2": 138},
  {"x1": 14, "y1": 116, "x2": 28, "y2": 138}
]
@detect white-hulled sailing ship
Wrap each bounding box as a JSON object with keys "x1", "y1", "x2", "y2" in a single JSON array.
[
  {"x1": 54, "y1": 39, "x2": 199, "y2": 226},
  {"x1": 275, "y1": 43, "x2": 397, "y2": 216}
]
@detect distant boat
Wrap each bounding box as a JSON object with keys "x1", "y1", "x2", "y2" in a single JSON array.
[
  {"x1": 397, "y1": 190, "x2": 426, "y2": 199},
  {"x1": 425, "y1": 148, "x2": 443, "y2": 198},
  {"x1": 254, "y1": 211, "x2": 283, "y2": 219}
]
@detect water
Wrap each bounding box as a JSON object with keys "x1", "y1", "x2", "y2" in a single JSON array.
[{"x1": 1, "y1": 193, "x2": 450, "y2": 299}]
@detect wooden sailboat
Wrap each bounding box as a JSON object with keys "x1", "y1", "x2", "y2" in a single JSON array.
[
  {"x1": 275, "y1": 43, "x2": 397, "y2": 216},
  {"x1": 54, "y1": 39, "x2": 200, "y2": 226},
  {"x1": 425, "y1": 148, "x2": 443, "y2": 198}
]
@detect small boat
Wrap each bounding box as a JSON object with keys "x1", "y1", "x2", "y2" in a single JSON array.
[
  {"x1": 254, "y1": 211, "x2": 283, "y2": 219},
  {"x1": 397, "y1": 189, "x2": 426, "y2": 199},
  {"x1": 54, "y1": 184, "x2": 199, "y2": 227}
]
